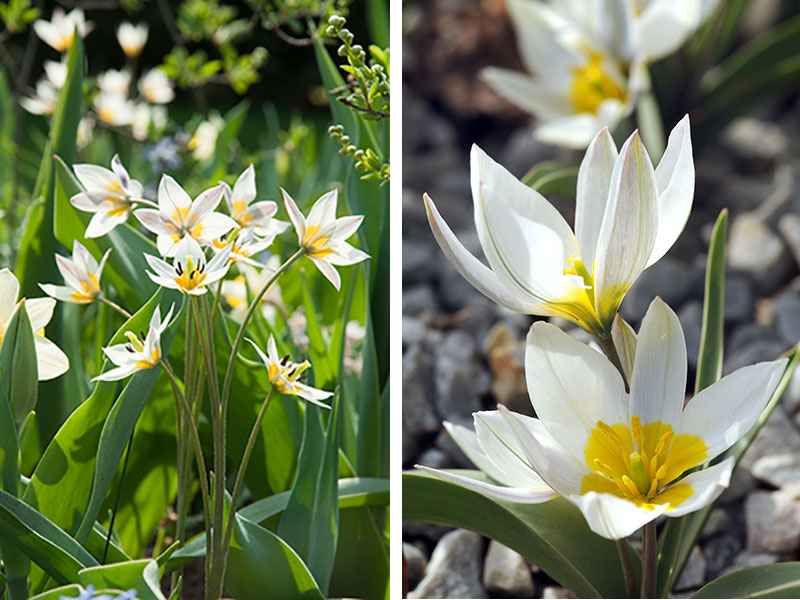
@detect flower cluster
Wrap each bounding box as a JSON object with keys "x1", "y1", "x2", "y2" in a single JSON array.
[
  {"x1": 419, "y1": 115, "x2": 788, "y2": 544},
  {"x1": 24, "y1": 8, "x2": 173, "y2": 143}
]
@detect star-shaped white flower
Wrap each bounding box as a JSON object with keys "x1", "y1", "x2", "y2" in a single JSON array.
[
  {"x1": 145, "y1": 236, "x2": 232, "y2": 296},
  {"x1": 135, "y1": 175, "x2": 236, "y2": 257},
  {"x1": 117, "y1": 22, "x2": 148, "y2": 58},
  {"x1": 96, "y1": 69, "x2": 131, "y2": 96},
  {"x1": 0, "y1": 269, "x2": 69, "y2": 381},
  {"x1": 248, "y1": 336, "x2": 332, "y2": 408},
  {"x1": 94, "y1": 305, "x2": 173, "y2": 382},
  {"x1": 422, "y1": 298, "x2": 788, "y2": 540},
  {"x1": 70, "y1": 155, "x2": 144, "y2": 238},
  {"x1": 221, "y1": 165, "x2": 289, "y2": 237},
  {"x1": 138, "y1": 69, "x2": 174, "y2": 105},
  {"x1": 282, "y1": 188, "x2": 369, "y2": 290},
  {"x1": 39, "y1": 241, "x2": 111, "y2": 304},
  {"x1": 33, "y1": 7, "x2": 92, "y2": 53}
]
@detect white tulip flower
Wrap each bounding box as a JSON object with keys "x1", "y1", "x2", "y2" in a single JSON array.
[
  {"x1": 145, "y1": 236, "x2": 232, "y2": 296},
  {"x1": 556, "y1": 0, "x2": 722, "y2": 64},
  {"x1": 39, "y1": 241, "x2": 111, "y2": 305},
  {"x1": 93, "y1": 93, "x2": 135, "y2": 126},
  {"x1": 282, "y1": 188, "x2": 369, "y2": 291},
  {"x1": 423, "y1": 298, "x2": 788, "y2": 540},
  {"x1": 117, "y1": 22, "x2": 148, "y2": 58},
  {"x1": 425, "y1": 116, "x2": 694, "y2": 335},
  {"x1": 77, "y1": 116, "x2": 95, "y2": 150},
  {"x1": 138, "y1": 69, "x2": 174, "y2": 105},
  {"x1": 188, "y1": 118, "x2": 222, "y2": 161},
  {"x1": 43, "y1": 60, "x2": 68, "y2": 89},
  {"x1": 70, "y1": 155, "x2": 144, "y2": 238},
  {"x1": 96, "y1": 69, "x2": 131, "y2": 96},
  {"x1": 249, "y1": 336, "x2": 333, "y2": 408},
  {"x1": 135, "y1": 175, "x2": 236, "y2": 257},
  {"x1": 221, "y1": 165, "x2": 290, "y2": 237},
  {"x1": 482, "y1": 0, "x2": 638, "y2": 148},
  {"x1": 215, "y1": 227, "x2": 276, "y2": 268},
  {"x1": 20, "y1": 80, "x2": 59, "y2": 116},
  {"x1": 0, "y1": 269, "x2": 69, "y2": 381},
  {"x1": 94, "y1": 305, "x2": 173, "y2": 382},
  {"x1": 33, "y1": 7, "x2": 92, "y2": 53}
]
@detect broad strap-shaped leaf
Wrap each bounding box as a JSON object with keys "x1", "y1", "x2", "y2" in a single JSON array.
[
  {"x1": 0, "y1": 489, "x2": 98, "y2": 585},
  {"x1": 0, "y1": 302, "x2": 38, "y2": 424},
  {"x1": 403, "y1": 471, "x2": 636, "y2": 599},
  {"x1": 225, "y1": 512, "x2": 324, "y2": 600},
  {"x1": 693, "y1": 563, "x2": 800, "y2": 598},
  {"x1": 79, "y1": 559, "x2": 165, "y2": 600}
]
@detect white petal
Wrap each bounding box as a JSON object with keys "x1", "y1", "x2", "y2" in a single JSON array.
[
  {"x1": 70, "y1": 193, "x2": 103, "y2": 213},
  {"x1": 309, "y1": 256, "x2": 341, "y2": 290},
  {"x1": 197, "y1": 212, "x2": 237, "y2": 242},
  {"x1": 535, "y1": 114, "x2": 610, "y2": 149},
  {"x1": 93, "y1": 364, "x2": 138, "y2": 382},
  {"x1": 575, "y1": 127, "x2": 618, "y2": 267},
  {"x1": 525, "y1": 321, "x2": 627, "y2": 460},
  {"x1": 472, "y1": 411, "x2": 554, "y2": 489},
  {"x1": 471, "y1": 146, "x2": 577, "y2": 303},
  {"x1": 480, "y1": 68, "x2": 569, "y2": 119},
  {"x1": 570, "y1": 491, "x2": 667, "y2": 540},
  {"x1": 135, "y1": 209, "x2": 172, "y2": 235},
  {"x1": 158, "y1": 174, "x2": 192, "y2": 218},
  {"x1": 174, "y1": 236, "x2": 205, "y2": 266},
  {"x1": 26, "y1": 297, "x2": 56, "y2": 331},
  {"x1": 104, "y1": 343, "x2": 138, "y2": 366},
  {"x1": 55, "y1": 254, "x2": 84, "y2": 291},
  {"x1": 327, "y1": 242, "x2": 370, "y2": 266},
  {"x1": 73, "y1": 164, "x2": 115, "y2": 192},
  {"x1": 281, "y1": 188, "x2": 306, "y2": 244},
  {"x1": 611, "y1": 314, "x2": 637, "y2": 385},
  {"x1": 189, "y1": 184, "x2": 226, "y2": 223},
  {"x1": 294, "y1": 382, "x2": 334, "y2": 403},
  {"x1": 144, "y1": 253, "x2": 177, "y2": 280},
  {"x1": 647, "y1": 115, "x2": 695, "y2": 267},
  {"x1": 630, "y1": 297, "x2": 686, "y2": 428},
  {"x1": 157, "y1": 234, "x2": 178, "y2": 258},
  {"x1": 331, "y1": 215, "x2": 364, "y2": 241},
  {"x1": 416, "y1": 466, "x2": 556, "y2": 504},
  {"x1": 266, "y1": 335, "x2": 280, "y2": 365},
  {"x1": 424, "y1": 194, "x2": 542, "y2": 314},
  {"x1": 593, "y1": 131, "x2": 658, "y2": 327},
  {"x1": 39, "y1": 284, "x2": 80, "y2": 304},
  {"x1": 663, "y1": 457, "x2": 733, "y2": 517},
  {"x1": 306, "y1": 190, "x2": 338, "y2": 227},
  {"x1": 34, "y1": 336, "x2": 69, "y2": 380},
  {"x1": 232, "y1": 164, "x2": 256, "y2": 204},
  {"x1": 495, "y1": 407, "x2": 588, "y2": 496},
  {"x1": 0, "y1": 269, "x2": 21, "y2": 324},
  {"x1": 678, "y1": 358, "x2": 788, "y2": 460},
  {"x1": 443, "y1": 420, "x2": 513, "y2": 484},
  {"x1": 85, "y1": 210, "x2": 127, "y2": 238}
]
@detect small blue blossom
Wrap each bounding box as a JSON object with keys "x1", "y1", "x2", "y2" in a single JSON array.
[
  {"x1": 144, "y1": 136, "x2": 182, "y2": 173},
  {"x1": 59, "y1": 585, "x2": 138, "y2": 600}
]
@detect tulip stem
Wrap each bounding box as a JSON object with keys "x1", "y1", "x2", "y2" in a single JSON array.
[
  {"x1": 636, "y1": 67, "x2": 665, "y2": 163},
  {"x1": 642, "y1": 521, "x2": 657, "y2": 599},
  {"x1": 617, "y1": 539, "x2": 639, "y2": 599},
  {"x1": 98, "y1": 295, "x2": 132, "y2": 320}
]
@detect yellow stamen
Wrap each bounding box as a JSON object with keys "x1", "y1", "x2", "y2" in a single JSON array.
[
  {"x1": 135, "y1": 348, "x2": 161, "y2": 370},
  {"x1": 302, "y1": 224, "x2": 333, "y2": 259},
  {"x1": 568, "y1": 51, "x2": 625, "y2": 115}
]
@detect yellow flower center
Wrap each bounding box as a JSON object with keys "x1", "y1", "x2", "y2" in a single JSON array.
[
  {"x1": 173, "y1": 256, "x2": 208, "y2": 293},
  {"x1": 70, "y1": 273, "x2": 101, "y2": 304},
  {"x1": 267, "y1": 359, "x2": 310, "y2": 394},
  {"x1": 568, "y1": 52, "x2": 625, "y2": 115},
  {"x1": 231, "y1": 199, "x2": 254, "y2": 226},
  {"x1": 582, "y1": 415, "x2": 708, "y2": 510},
  {"x1": 135, "y1": 348, "x2": 161, "y2": 370},
  {"x1": 98, "y1": 107, "x2": 116, "y2": 124},
  {"x1": 302, "y1": 224, "x2": 333, "y2": 259},
  {"x1": 54, "y1": 33, "x2": 74, "y2": 53},
  {"x1": 168, "y1": 207, "x2": 204, "y2": 241}
]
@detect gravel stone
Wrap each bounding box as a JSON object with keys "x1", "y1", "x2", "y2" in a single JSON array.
[
  {"x1": 417, "y1": 448, "x2": 450, "y2": 470},
  {"x1": 675, "y1": 546, "x2": 707, "y2": 591},
  {"x1": 483, "y1": 540, "x2": 535, "y2": 598},
  {"x1": 725, "y1": 276, "x2": 755, "y2": 323},
  {"x1": 746, "y1": 484, "x2": 800, "y2": 553},
  {"x1": 741, "y1": 406, "x2": 800, "y2": 469},
  {"x1": 484, "y1": 322, "x2": 531, "y2": 415},
  {"x1": 728, "y1": 213, "x2": 793, "y2": 295},
  {"x1": 404, "y1": 542, "x2": 428, "y2": 592},
  {"x1": 773, "y1": 289, "x2": 800, "y2": 346},
  {"x1": 408, "y1": 529, "x2": 486, "y2": 599},
  {"x1": 542, "y1": 586, "x2": 573, "y2": 599},
  {"x1": 403, "y1": 240, "x2": 440, "y2": 286},
  {"x1": 704, "y1": 534, "x2": 743, "y2": 580},
  {"x1": 723, "y1": 117, "x2": 789, "y2": 167},
  {"x1": 402, "y1": 344, "x2": 440, "y2": 464},
  {"x1": 778, "y1": 213, "x2": 800, "y2": 270},
  {"x1": 434, "y1": 330, "x2": 488, "y2": 423},
  {"x1": 403, "y1": 285, "x2": 440, "y2": 319},
  {"x1": 621, "y1": 256, "x2": 700, "y2": 323},
  {"x1": 752, "y1": 453, "x2": 800, "y2": 488},
  {"x1": 720, "y1": 551, "x2": 779, "y2": 578},
  {"x1": 403, "y1": 315, "x2": 427, "y2": 349},
  {"x1": 701, "y1": 508, "x2": 730, "y2": 540},
  {"x1": 678, "y1": 300, "x2": 703, "y2": 368}
]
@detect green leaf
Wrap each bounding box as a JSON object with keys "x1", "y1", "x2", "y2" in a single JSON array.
[
  {"x1": 224, "y1": 513, "x2": 324, "y2": 600},
  {"x1": 167, "y1": 477, "x2": 389, "y2": 569},
  {"x1": 693, "y1": 563, "x2": 800, "y2": 598},
  {"x1": 23, "y1": 291, "x2": 177, "y2": 593},
  {"x1": 301, "y1": 270, "x2": 335, "y2": 389},
  {"x1": 29, "y1": 584, "x2": 84, "y2": 600},
  {"x1": 79, "y1": 559, "x2": 165, "y2": 600},
  {"x1": 277, "y1": 395, "x2": 340, "y2": 595},
  {"x1": 403, "y1": 471, "x2": 635, "y2": 598},
  {"x1": 0, "y1": 301, "x2": 38, "y2": 424},
  {"x1": 695, "y1": 209, "x2": 727, "y2": 394},
  {"x1": 0, "y1": 489, "x2": 98, "y2": 585},
  {"x1": 329, "y1": 507, "x2": 389, "y2": 600}
]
